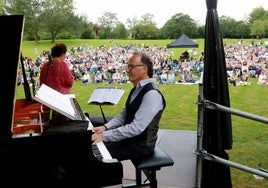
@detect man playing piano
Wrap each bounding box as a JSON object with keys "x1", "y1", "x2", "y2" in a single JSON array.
[{"x1": 92, "y1": 52, "x2": 166, "y2": 161}]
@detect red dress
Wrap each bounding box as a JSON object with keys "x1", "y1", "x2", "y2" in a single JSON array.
[{"x1": 39, "y1": 60, "x2": 74, "y2": 94}]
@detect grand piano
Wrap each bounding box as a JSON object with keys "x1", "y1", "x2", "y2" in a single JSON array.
[{"x1": 0, "y1": 15, "x2": 123, "y2": 187}]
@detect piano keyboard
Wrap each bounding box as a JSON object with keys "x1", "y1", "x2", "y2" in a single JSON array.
[
  {"x1": 84, "y1": 115, "x2": 118, "y2": 163},
  {"x1": 92, "y1": 142, "x2": 118, "y2": 163}
]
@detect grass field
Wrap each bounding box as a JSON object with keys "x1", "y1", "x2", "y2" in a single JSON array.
[
  {"x1": 18, "y1": 39, "x2": 268, "y2": 187},
  {"x1": 16, "y1": 77, "x2": 268, "y2": 188}
]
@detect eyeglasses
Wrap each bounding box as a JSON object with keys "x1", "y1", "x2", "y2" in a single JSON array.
[{"x1": 127, "y1": 64, "x2": 145, "y2": 70}]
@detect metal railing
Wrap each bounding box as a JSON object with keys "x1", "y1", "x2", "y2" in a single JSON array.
[{"x1": 195, "y1": 81, "x2": 268, "y2": 188}]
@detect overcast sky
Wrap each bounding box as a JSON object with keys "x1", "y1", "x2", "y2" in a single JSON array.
[{"x1": 74, "y1": 0, "x2": 268, "y2": 27}]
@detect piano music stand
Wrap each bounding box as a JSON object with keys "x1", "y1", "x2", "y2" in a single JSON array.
[
  {"x1": 99, "y1": 103, "x2": 107, "y2": 123},
  {"x1": 88, "y1": 87, "x2": 125, "y2": 124}
]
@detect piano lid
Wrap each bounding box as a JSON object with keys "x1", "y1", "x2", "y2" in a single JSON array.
[{"x1": 0, "y1": 15, "x2": 25, "y2": 140}]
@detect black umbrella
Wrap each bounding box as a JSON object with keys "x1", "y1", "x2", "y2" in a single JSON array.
[{"x1": 201, "y1": 0, "x2": 233, "y2": 187}]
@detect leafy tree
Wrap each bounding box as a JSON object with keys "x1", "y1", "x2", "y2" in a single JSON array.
[
  {"x1": 234, "y1": 21, "x2": 250, "y2": 38},
  {"x1": 112, "y1": 22, "x2": 128, "y2": 39},
  {"x1": 139, "y1": 13, "x2": 156, "y2": 25},
  {"x1": 134, "y1": 13, "x2": 160, "y2": 39},
  {"x1": 97, "y1": 11, "x2": 119, "y2": 39},
  {"x1": 248, "y1": 6, "x2": 268, "y2": 24},
  {"x1": 218, "y1": 16, "x2": 251, "y2": 39},
  {"x1": 219, "y1": 16, "x2": 239, "y2": 38},
  {"x1": 0, "y1": 1, "x2": 4, "y2": 14},
  {"x1": 197, "y1": 25, "x2": 205, "y2": 38},
  {"x1": 126, "y1": 16, "x2": 138, "y2": 39},
  {"x1": 68, "y1": 13, "x2": 94, "y2": 39},
  {"x1": 41, "y1": 0, "x2": 74, "y2": 42},
  {"x1": 250, "y1": 20, "x2": 267, "y2": 38},
  {"x1": 135, "y1": 24, "x2": 160, "y2": 39},
  {"x1": 161, "y1": 13, "x2": 198, "y2": 39},
  {"x1": 1, "y1": 0, "x2": 86, "y2": 42},
  {"x1": 248, "y1": 7, "x2": 268, "y2": 38}
]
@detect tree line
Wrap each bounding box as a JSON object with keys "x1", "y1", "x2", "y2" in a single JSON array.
[{"x1": 1, "y1": 0, "x2": 268, "y2": 43}]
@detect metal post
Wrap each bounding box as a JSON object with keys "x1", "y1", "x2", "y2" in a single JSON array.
[{"x1": 195, "y1": 73, "x2": 204, "y2": 188}]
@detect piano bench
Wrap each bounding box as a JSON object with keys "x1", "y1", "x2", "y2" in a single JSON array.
[{"x1": 123, "y1": 145, "x2": 174, "y2": 188}]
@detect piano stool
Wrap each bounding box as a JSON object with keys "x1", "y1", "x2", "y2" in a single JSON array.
[{"x1": 123, "y1": 145, "x2": 174, "y2": 188}]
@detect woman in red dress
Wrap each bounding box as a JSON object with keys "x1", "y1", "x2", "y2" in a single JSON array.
[{"x1": 39, "y1": 43, "x2": 74, "y2": 94}]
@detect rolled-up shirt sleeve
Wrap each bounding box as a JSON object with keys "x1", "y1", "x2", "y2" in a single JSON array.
[{"x1": 103, "y1": 90, "x2": 163, "y2": 142}]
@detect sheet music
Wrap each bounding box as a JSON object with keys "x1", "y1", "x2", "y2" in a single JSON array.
[
  {"x1": 88, "y1": 88, "x2": 124, "y2": 105},
  {"x1": 33, "y1": 84, "x2": 79, "y2": 120}
]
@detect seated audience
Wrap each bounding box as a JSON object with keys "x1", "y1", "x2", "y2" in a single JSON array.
[
  {"x1": 106, "y1": 72, "x2": 114, "y2": 84},
  {"x1": 185, "y1": 69, "x2": 196, "y2": 83},
  {"x1": 229, "y1": 70, "x2": 237, "y2": 86},
  {"x1": 160, "y1": 71, "x2": 168, "y2": 84},
  {"x1": 119, "y1": 71, "x2": 128, "y2": 83},
  {"x1": 112, "y1": 71, "x2": 121, "y2": 84},
  {"x1": 257, "y1": 71, "x2": 267, "y2": 85},
  {"x1": 167, "y1": 70, "x2": 175, "y2": 84},
  {"x1": 94, "y1": 71, "x2": 103, "y2": 83},
  {"x1": 81, "y1": 71, "x2": 90, "y2": 84},
  {"x1": 239, "y1": 70, "x2": 249, "y2": 86}
]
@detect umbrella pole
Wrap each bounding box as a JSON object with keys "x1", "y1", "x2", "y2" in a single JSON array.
[{"x1": 195, "y1": 77, "x2": 204, "y2": 188}]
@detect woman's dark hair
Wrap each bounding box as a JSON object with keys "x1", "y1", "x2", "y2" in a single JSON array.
[
  {"x1": 133, "y1": 51, "x2": 154, "y2": 78},
  {"x1": 51, "y1": 43, "x2": 67, "y2": 58},
  {"x1": 47, "y1": 43, "x2": 67, "y2": 69}
]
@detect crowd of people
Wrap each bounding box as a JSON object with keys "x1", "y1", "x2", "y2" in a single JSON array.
[
  {"x1": 19, "y1": 39, "x2": 268, "y2": 88},
  {"x1": 225, "y1": 40, "x2": 268, "y2": 86}
]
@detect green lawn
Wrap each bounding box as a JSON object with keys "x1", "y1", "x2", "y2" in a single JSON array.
[
  {"x1": 18, "y1": 39, "x2": 268, "y2": 188},
  {"x1": 16, "y1": 77, "x2": 268, "y2": 188}
]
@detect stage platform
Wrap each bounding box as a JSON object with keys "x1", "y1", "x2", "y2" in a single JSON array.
[{"x1": 106, "y1": 129, "x2": 197, "y2": 188}]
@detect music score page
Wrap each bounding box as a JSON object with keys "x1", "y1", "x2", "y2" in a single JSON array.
[{"x1": 88, "y1": 88, "x2": 124, "y2": 105}]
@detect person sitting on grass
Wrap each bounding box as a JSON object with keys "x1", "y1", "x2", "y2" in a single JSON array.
[
  {"x1": 240, "y1": 70, "x2": 249, "y2": 86},
  {"x1": 81, "y1": 71, "x2": 91, "y2": 84}
]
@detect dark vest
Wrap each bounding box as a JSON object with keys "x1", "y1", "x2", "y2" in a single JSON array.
[{"x1": 123, "y1": 83, "x2": 166, "y2": 148}]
